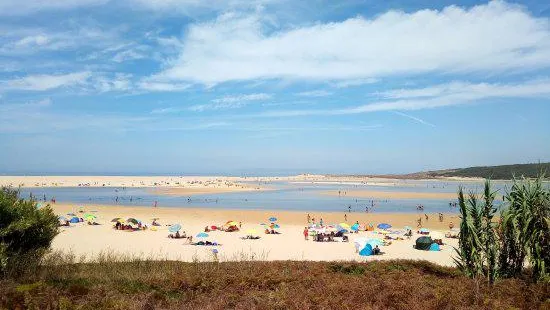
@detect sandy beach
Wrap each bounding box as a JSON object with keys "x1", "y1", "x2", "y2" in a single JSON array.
[{"x1": 50, "y1": 203, "x2": 459, "y2": 266}]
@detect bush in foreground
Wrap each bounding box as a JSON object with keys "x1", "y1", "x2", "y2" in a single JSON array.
[
  {"x1": 0, "y1": 187, "x2": 59, "y2": 276},
  {"x1": 0, "y1": 255, "x2": 548, "y2": 310}
]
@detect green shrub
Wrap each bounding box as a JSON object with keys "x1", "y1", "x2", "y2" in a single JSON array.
[{"x1": 0, "y1": 187, "x2": 59, "y2": 277}]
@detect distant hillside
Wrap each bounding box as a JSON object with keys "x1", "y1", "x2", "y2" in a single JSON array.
[{"x1": 404, "y1": 162, "x2": 550, "y2": 180}]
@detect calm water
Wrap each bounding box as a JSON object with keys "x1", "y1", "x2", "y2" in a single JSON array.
[{"x1": 19, "y1": 180, "x2": 509, "y2": 213}]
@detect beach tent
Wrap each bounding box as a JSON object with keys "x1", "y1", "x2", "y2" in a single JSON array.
[
  {"x1": 377, "y1": 223, "x2": 392, "y2": 230},
  {"x1": 351, "y1": 223, "x2": 360, "y2": 231},
  {"x1": 429, "y1": 243, "x2": 441, "y2": 251},
  {"x1": 169, "y1": 224, "x2": 182, "y2": 233},
  {"x1": 359, "y1": 244, "x2": 373, "y2": 256},
  {"x1": 69, "y1": 217, "x2": 80, "y2": 223},
  {"x1": 415, "y1": 236, "x2": 433, "y2": 251},
  {"x1": 354, "y1": 237, "x2": 369, "y2": 251}
]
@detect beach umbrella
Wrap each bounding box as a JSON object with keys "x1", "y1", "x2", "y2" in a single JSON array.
[
  {"x1": 366, "y1": 238, "x2": 384, "y2": 247},
  {"x1": 84, "y1": 214, "x2": 96, "y2": 221},
  {"x1": 169, "y1": 224, "x2": 182, "y2": 233},
  {"x1": 404, "y1": 226, "x2": 412, "y2": 230},
  {"x1": 69, "y1": 217, "x2": 80, "y2": 223},
  {"x1": 420, "y1": 228, "x2": 430, "y2": 233},
  {"x1": 111, "y1": 217, "x2": 123, "y2": 223},
  {"x1": 351, "y1": 223, "x2": 360, "y2": 231},
  {"x1": 226, "y1": 221, "x2": 238, "y2": 226},
  {"x1": 377, "y1": 223, "x2": 392, "y2": 230},
  {"x1": 269, "y1": 217, "x2": 277, "y2": 222},
  {"x1": 196, "y1": 232, "x2": 209, "y2": 238},
  {"x1": 339, "y1": 223, "x2": 350, "y2": 229},
  {"x1": 430, "y1": 231, "x2": 444, "y2": 239},
  {"x1": 127, "y1": 218, "x2": 140, "y2": 225}
]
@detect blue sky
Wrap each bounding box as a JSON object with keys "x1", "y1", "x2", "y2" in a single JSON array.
[{"x1": 1, "y1": 0, "x2": 550, "y2": 175}]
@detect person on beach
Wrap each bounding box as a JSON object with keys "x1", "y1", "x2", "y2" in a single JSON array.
[
  {"x1": 348, "y1": 205, "x2": 351, "y2": 213},
  {"x1": 307, "y1": 213, "x2": 311, "y2": 223},
  {"x1": 320, "y1": 218, "x2": 324, "y2": 227},
  {"x1": 449, "y1": 222, "x2": 454, "y2": 230},
  {"x1": 154, "y1": 200, "x2": 158, "y2": 208},
  {"x1": 303, "y1": 227, "x2": 309, "y2": 240},
  {"x1": 344, "y1": 214, "x2": 347, "y2": 222},
  {"x1": 425, "y1": 214, "x2": 429, "y2": 221},
  {"x1": 417, "y1": 217, "x2": 422, "y2": 227}
]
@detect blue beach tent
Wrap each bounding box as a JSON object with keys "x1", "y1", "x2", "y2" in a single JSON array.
[
  {"x1": 359, "y1": 244, "x2": 373, "y2": 256},
  {"x1": 429, "y1": 243, "x2": 441, "y2": 251}
]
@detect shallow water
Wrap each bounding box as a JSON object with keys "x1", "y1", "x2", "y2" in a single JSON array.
[{"x1": 20, "y1": 180, "x2": 509, "y2": 213}]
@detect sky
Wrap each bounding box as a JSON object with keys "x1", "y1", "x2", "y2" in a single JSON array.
[{"x1": 1, "y1": 0, "x2": 550, "y2": 175}]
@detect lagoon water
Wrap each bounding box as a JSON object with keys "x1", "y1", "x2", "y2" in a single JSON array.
[{"x1": 19, "y1": 180, "x2": 509, "y2": 213}]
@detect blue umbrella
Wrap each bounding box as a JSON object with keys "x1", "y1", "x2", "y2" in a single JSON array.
[
  {"x1": 269, "y1": 217, "x2": 277, "y2": 222},
  {"x1": 377, "y1": 223, "x2": 392, "y2": 230},
  {"x1": 69, "y1": 217, "x2": 80, "y2": 223},
  {"x1": 169, "y1": 224, "x2": 182, "y2": 233},
  {"x1": 366, "y1": 238, "x2": 384, "y2": 247},
  {"x1": 196, "y1": 232, "x2": 209, "y2": 238}
]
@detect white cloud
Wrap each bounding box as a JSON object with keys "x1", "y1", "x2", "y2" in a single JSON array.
[
  {"x1": 189, "y1": 93, "x2": 271, "y2": 111},
  {"x1": 154, "y1": 1, "x2": 550, "y2": 84},
  {"x1": 138, "y1": 81, "x2": 191, "y2": 92},
  {"x1": 257, "y1": 79, "x2": 550, "y2": 117},
  {"x1": 332, "y1": 78, "x2": 378, "y2": 88},
  {"x1": 0, "y1": 0, "x2": 108, "y2": 15},
  {"x1": 91, "y1": 73, "x2": 132, "y2": 92},
  {"x1": 296, "y1": 90, "x2": 333, "y2": 97},
  {"x1": 0, "y1": 72, "x2": 91, "y2": 91}
]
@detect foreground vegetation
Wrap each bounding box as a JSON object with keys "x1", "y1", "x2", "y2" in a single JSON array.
[
  {"x1": 1, "y1": 255, "x2": 549, "y2": 310},
  {"x1": 455, "y1": 177, "x2": 550, "y2": 284}
]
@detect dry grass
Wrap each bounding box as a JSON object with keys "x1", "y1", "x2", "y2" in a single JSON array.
[{"x1": 1, "y1": 253, "x2": 548, "y2": 310}]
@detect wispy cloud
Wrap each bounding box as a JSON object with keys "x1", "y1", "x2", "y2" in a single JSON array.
[
  {"x1": 154, "y1": 1, "x2": 550, "y2": 84},
  {"x1": 0, "y1": 72, "x2": 91, "y2": 91},
  {"x1": 255, "y1": 79, "x2": 550, "y2": 117},
  {"x1": 189, "y1": 93, "x2": 272, "y2": 111},
  {"x1": 296, "y1": 90, "x2": 333, "y2": 97},
  {"x1": 393, "y1": 111, "x2": 436, "y2": 127},
  {"x1": 332, "y1": 78, "x2": 378, "y2": 88}
]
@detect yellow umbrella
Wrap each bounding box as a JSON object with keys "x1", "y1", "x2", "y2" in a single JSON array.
[
  {"x1": 226, "y1": 221, "x2": 239, "y2": 226},
  {"x1": 339, "y1": 223, "x2": 351, "y2": 229}
]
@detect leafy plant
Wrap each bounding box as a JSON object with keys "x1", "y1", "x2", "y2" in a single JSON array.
[{"x1": 0, "y1": 187, "x2": 59, "y2": 277}]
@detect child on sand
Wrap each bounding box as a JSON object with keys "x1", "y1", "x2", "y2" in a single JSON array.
[{"x1": 303, "y1": 227, "x2": 309, "y2": 240}]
